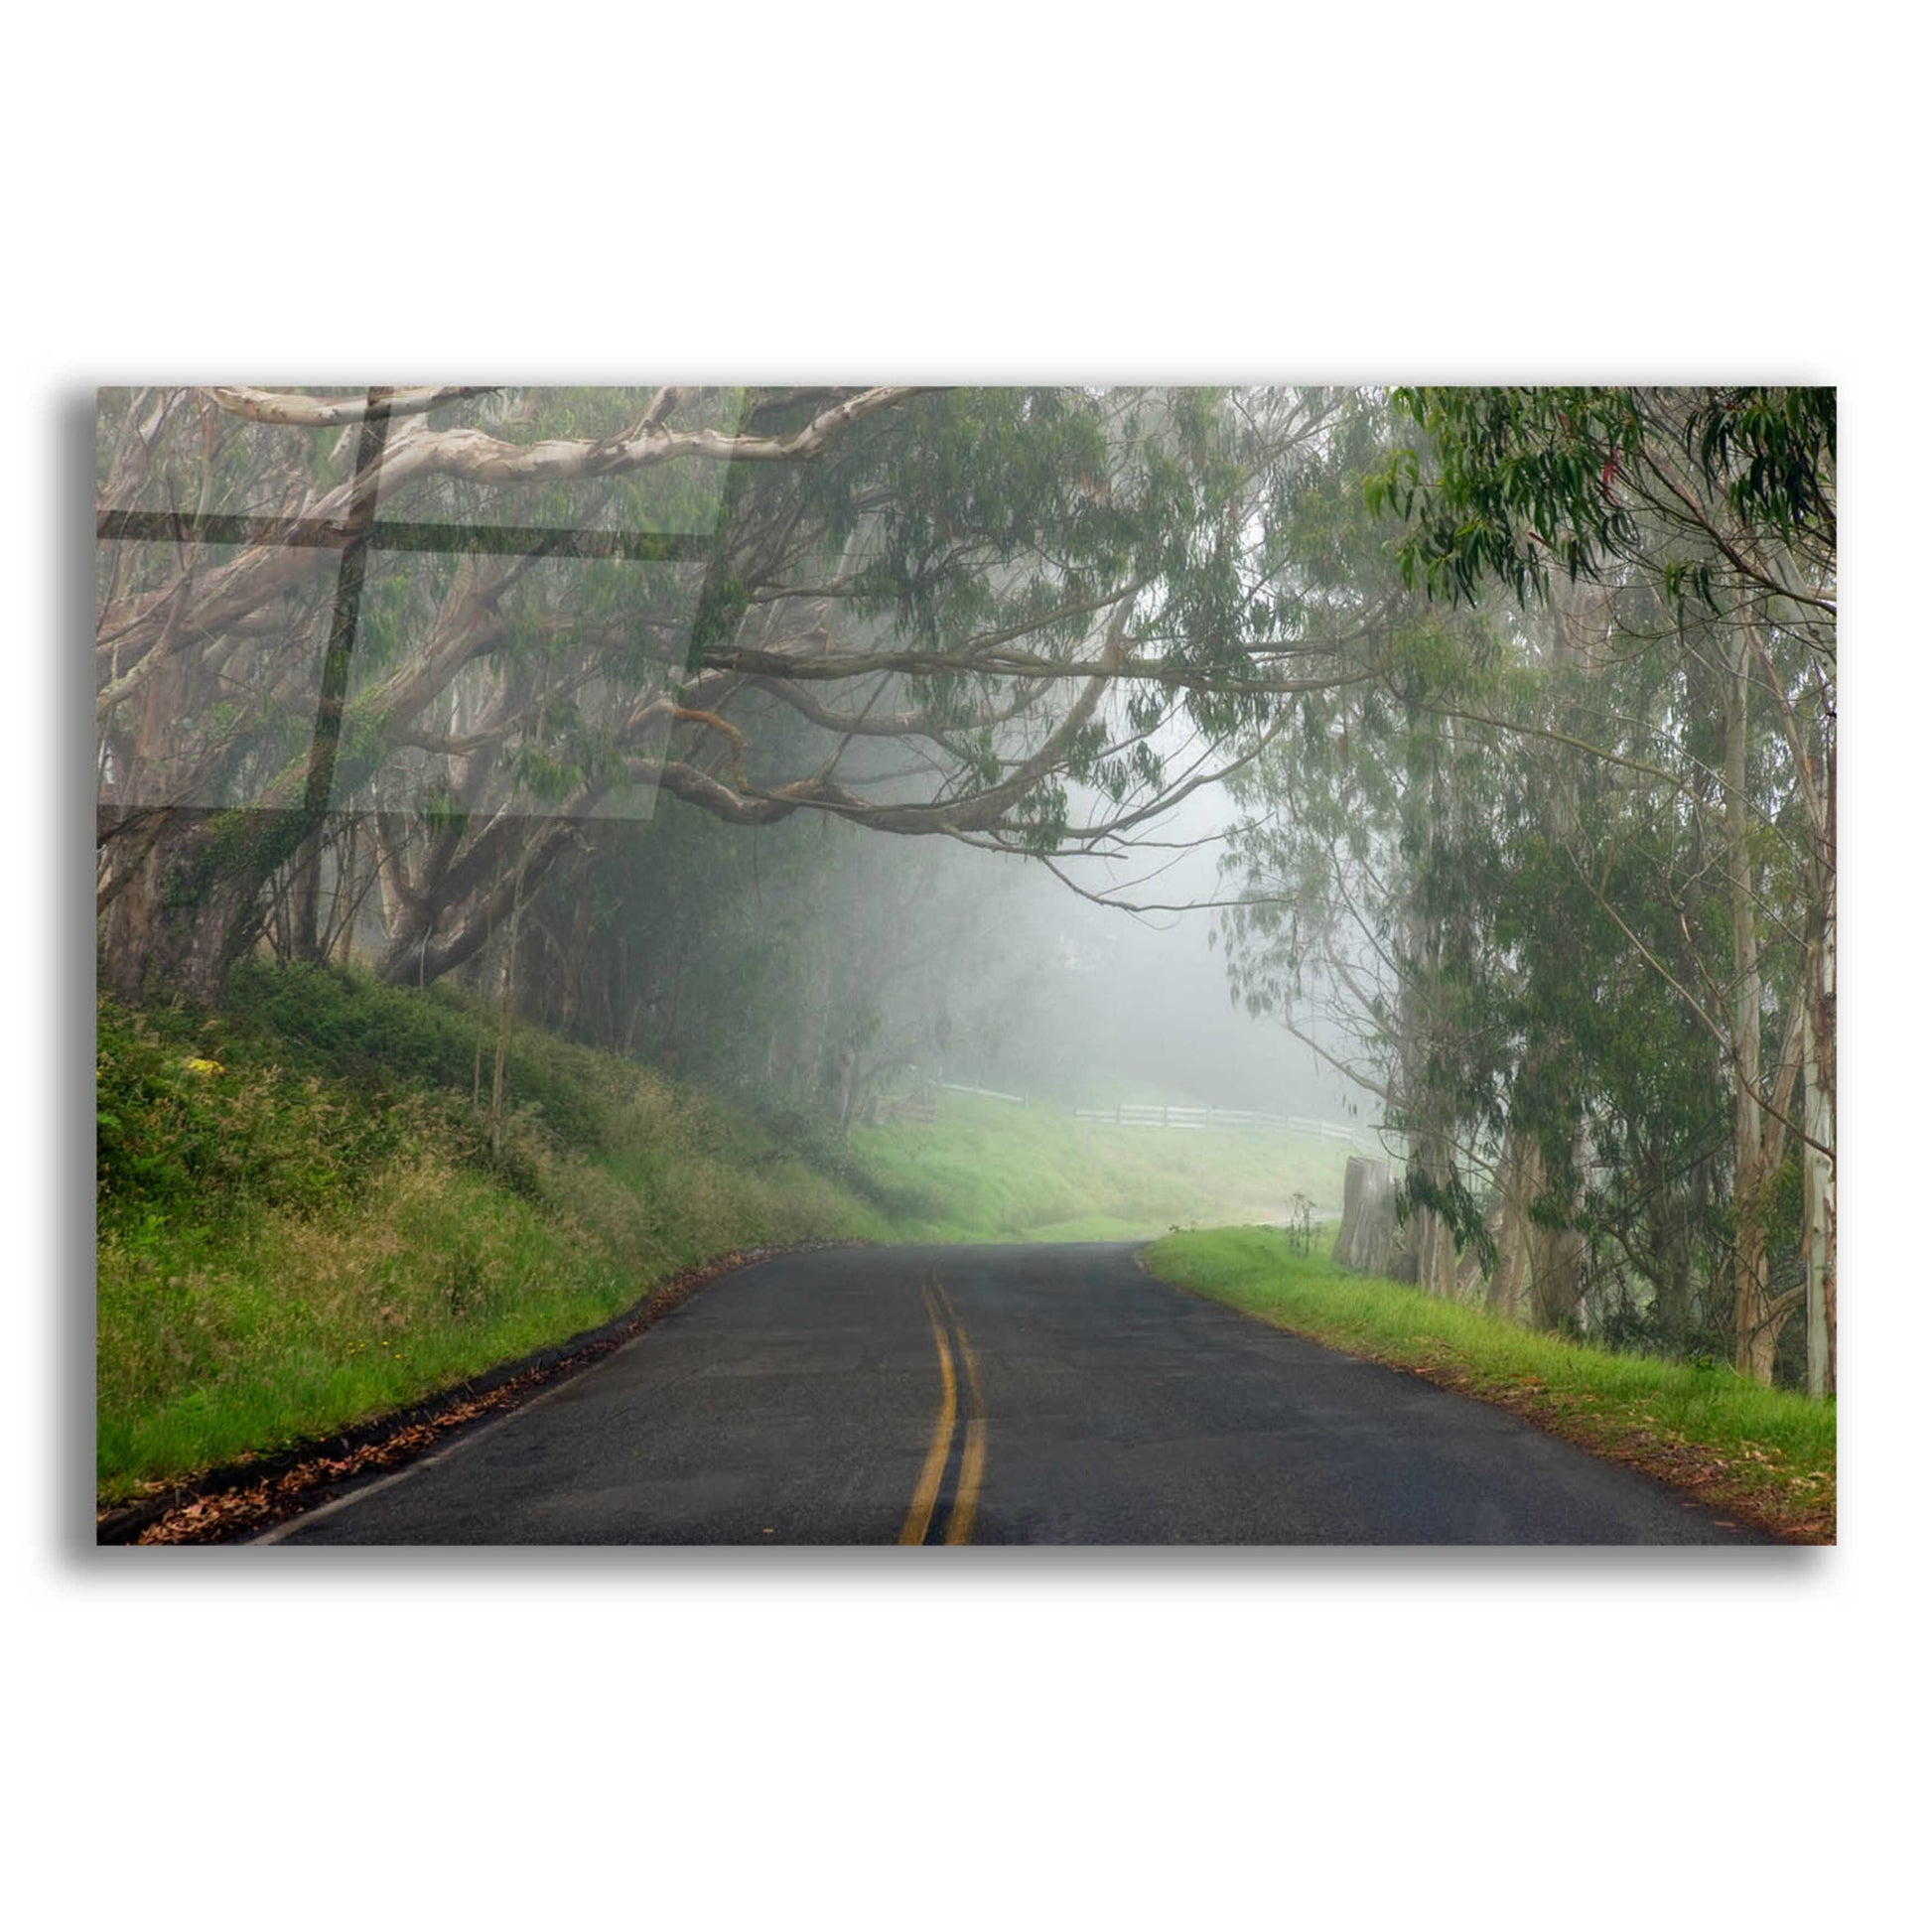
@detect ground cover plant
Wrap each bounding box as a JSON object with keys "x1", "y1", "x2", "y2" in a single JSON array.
[{"x1": 1142, "y1": 1225, "x2": 1835, "y2": 1541}]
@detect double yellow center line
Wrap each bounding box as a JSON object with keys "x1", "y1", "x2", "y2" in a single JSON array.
[{"x1": 897, "y1": 1274, "x2": 987, "y2": 1546}]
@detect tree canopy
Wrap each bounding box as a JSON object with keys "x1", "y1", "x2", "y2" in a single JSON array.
[{"x1": 96, "y1": 384, "x2": 1384, "y2": 1004}]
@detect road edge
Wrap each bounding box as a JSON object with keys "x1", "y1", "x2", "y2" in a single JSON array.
[
  {"x1": 96, "y1": 1239, "x2": 871, "y2": 1547},
  {"x1": 1135, "y1": 1245, "x2": 1831, "y2": 1546}
]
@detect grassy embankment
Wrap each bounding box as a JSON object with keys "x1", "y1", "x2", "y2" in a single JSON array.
[
  {"x1": 1143, "y1": 1225, "x2": 1836, "y2": 1541},
  {"x1": 97, "y1": 966, "x2": 1350, "y2": 1502},
  {"x1": 95, "y1": 965, "x2": 905, "y2": 1502}
]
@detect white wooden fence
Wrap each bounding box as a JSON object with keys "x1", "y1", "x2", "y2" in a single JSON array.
[{"x1": 929, "y1": 1077, "x2": 1376, "y2": 1148}]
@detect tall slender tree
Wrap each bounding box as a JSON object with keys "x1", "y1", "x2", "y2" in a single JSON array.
[{"x1": 1365, "y1": 387, "x2": 1834, "y2": 1387}]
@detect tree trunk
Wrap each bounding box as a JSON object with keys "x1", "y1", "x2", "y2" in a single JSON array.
[
  {"x1": 1335, "y1": 1156, "x2": 1400, "y2": 1276},
  {"x1": 558, "y1": 891, "x2": 593, "y2": 1036},
  {"x1": 1736, "y1": 606, "x2": 1835, "y2": 1397},
  {"x1": 1411, "y1": 1199, "x2": 1458, "y2": 1298},
  {"x1": 1528, "y1": 1208, "x2": 1585, "y2": 1333},
  {"x1": 1801, "y1": 1001, "x2": 1833, "y2": 1396},
  {"x1": 1643, "y1": 1153, "x2": 1696, "y2": 1351},
  {"x1": 289, "y1": 826, "x2": 325, "y2": 964},
  {"x1": 98, "y1": 808, "x2": 298, "y2": 1006},
  {"x1": 373, "y1": 819, "x2": 580, "y2": 990},
  {"x1": 1730, "y1": 1161, "x2": 1792, "y2": 1383},
  {"x1": 1723, "y1": 627, "x2": 1778, "y2": 1382},
  {"x1": 1391, "y1": 851, "x2": 1456, "y2": 1294},
  {"x1": 1804, "y1": 730, "x2": 1837, "y2": 1396},
  {"x1": 1488, "y1": 1130, "x2": 1535, "y2": 1324},
  {"x1": 487, "y1": 855, "x2": 531, "y2": 1165}
]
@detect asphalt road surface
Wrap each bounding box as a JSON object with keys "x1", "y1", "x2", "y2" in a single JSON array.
[{"x1": 264, "y1": 1243, "x2": 1772, "y2": 1545}]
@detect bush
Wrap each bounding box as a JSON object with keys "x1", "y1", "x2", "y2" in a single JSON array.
[
  {"x1": 96, "y1": 998, "x2": 458, "y2": 1228},
  {"x1": 223, "y1": 960, "x2": 624, "y2": 1153}
]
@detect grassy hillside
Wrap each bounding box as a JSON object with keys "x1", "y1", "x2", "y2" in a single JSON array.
[
  {"x1": 1143, "y1": 1225, "x2": 1836, "y2": 1542},
  {"x1": 95, "y1": 966, "x2": 1364, "y2": 1503},
  {"x1": 95, "y1": 966, "x2": 900, "y2": 1500},
  {"x1": 848, "y1": 1094, "x2": 1355, "y2": 1241}
]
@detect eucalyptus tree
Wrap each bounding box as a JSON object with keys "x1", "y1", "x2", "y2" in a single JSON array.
[
  {"x1": 96, "y1": 384, "x2": 1370, "y2": 1011},
  {"x1": 1367, "y1": 387, "x2": 1835, "y2": 1389},
  {"x1": 1216, "y1": 388, "x2": 1830, "y2": 1383},
  {"x1": 1384, "y1": 580, "x2": 1745, "y2": 1345},
  {"x1": 1218, "y1": 394, "x2": 1511, "y2": 1299}
]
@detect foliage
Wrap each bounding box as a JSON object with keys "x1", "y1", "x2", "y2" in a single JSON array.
[
  {"x1": 1368, "y1": 385, "x2": 1836, "y2": 608},
  {"x1": 221, "y1": 960, "x2": 624, "y2": 1148},
  {"x1": 95, "y1": 989, "x2": 459, "y2": 1227}
]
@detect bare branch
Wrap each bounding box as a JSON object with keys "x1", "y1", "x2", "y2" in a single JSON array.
[
  {"x1": 205, "y1": 386, "x2": 497, "y2": 426},
  {"x1": 387, "y1": 385, "x2": 927, "y2": 483}
]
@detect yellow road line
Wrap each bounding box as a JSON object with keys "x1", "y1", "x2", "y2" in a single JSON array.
[
  {"x1": 897, "y1": 1280, "x2": 957, "y2": 1546},
  {"x1": 944, "y1": 1333, "x2": 987, "y2": 1546},
  {"x1": 935, "y1": 1281, "x2": 986, "y2": 1547}
]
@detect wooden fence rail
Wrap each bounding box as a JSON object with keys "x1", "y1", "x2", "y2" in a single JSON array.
[{"x1": 885, "y1": 1076, "x2": 1379, "y2": 1149}]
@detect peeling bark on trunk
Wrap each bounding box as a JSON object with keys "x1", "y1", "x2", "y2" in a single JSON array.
[
  {"x1": 1804, "y1": 772, "x2": 1837, "y2": 1395},
  {"x1": 1495, "y1": 1132, "x2": 1584, "y2": 1332},
  {"x1": 1725, "y1": 626, "x2": 1763, "y2": 1376},
  {"x1": 1643, "y1": 1155, "x2": 1698, "y2": 1351},
  {"x1": 1724, "y1": 626, "x2": 1790, "y2": 1384},
  {"x1": 1410, "y1": 1202, "x2": 1458, "y2": 1298},
  {"x1": 1392, "y1": 820, "x2": 1458, "y2": 1296},
  {"x1": 1732, "y1": 1179, "x2": 1790, "y2": 1383}
]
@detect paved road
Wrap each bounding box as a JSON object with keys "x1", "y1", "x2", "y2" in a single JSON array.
[{"x1": 265, "y1": 1243, "x2": 1772, "y2": 1545}]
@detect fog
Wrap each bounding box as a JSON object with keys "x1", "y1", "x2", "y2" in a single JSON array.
[
  {"x1": 926, "y1": 802, "x2": 1354, "y2": 1123},
  {"x1": 479, "y1": 742, "x2": 1370, "y2": 1144}
]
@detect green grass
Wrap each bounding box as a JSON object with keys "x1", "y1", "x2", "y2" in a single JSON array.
[
  {"x1": 1142, "y1": 1225, "x2": 1836, "y2": 1541},
  {"x1": 846, "y1": 1094, "x2": 1353, "y2": 1241}
]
